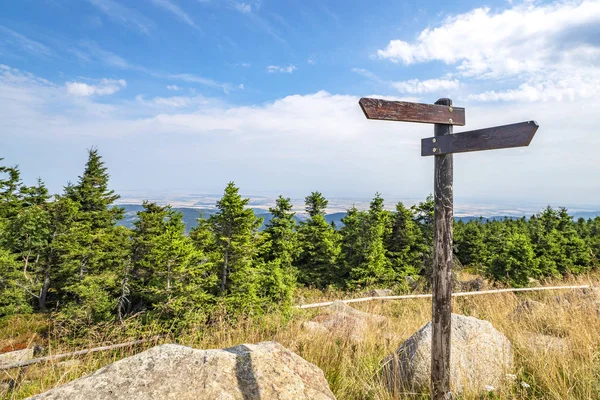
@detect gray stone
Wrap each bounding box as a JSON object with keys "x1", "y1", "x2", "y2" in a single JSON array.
[
  {"x1": 525, "y1": 334, "x2": 568, "y2": 353},
  {"x1": 383, "y1": 314, "x2": 512, "y2": 394},
  {"x1": 459, "y1": 277, "x2": 485, "y2": 292},
  {"x1": 300, "y1": 321, "x2": 330, "y2": 336},
  {"x1": 512, "y1": 300, "x2": 546, "y2": 317},
  {"x1": 527, "y1": 278, "x2": 541, "y2": 287},
  {"x1": 29, "y1": 342, "x2": 335, "y2": 400},
  {"x1": 57, "y1": 359, "x2": 82, "y2": 369},
  {"x1": 0, "y1": 348, "x2": 34, "y2": 367},
  {"x1": 367, "y1": 289, "x2": 393, "y2": 297},
  {"x1": 313, "y1": 301, "x2": 387, "y2": 342},
  {"x1": 582, "y1": 287, "x2": 600, "y2": 300}
]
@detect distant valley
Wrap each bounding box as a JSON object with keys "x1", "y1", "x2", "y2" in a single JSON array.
[{"x1": 116, "y1": 204, "x2": 600, "y2": 233}]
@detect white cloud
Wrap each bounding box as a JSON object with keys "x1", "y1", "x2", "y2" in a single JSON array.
[
  {"x1": 78, "y1": 41, "x2": 147, "y2": 72},
  {"x1": 150, "y1": 0, "x2": 199, "y2": 29},
  {"x1": 234, "y1": 2, "x2": 252, "y2": 14},
  {"x1": 267, "y1": 64, "x2": 297, "y2": 74},
  {"x1": 3, "y1": 64, "x2": 600, "y2": 204},
  {"x1": 392, "y1": 78, "x2": 459, "y2": 94},
  {"x1": 134, "y1": 94, "x2": 211, "y2": 109},
  {"x1": 169, "y1": 73, "x2": 234, "y2": 93},
  {"x1": 167, "y1": 85, "x2": 182, "y2": 91},
  {"x1": 66, "y1": 79, "x2": 126, "y2": 96},
  {"x1": 377, "y1": 1, "x2": 600, "y2": 102},
  {"x1": 352, "y1": 68, "x2": 459, "y2": 96},
  {"x1": 86, "y1": 0, "x2": 154, "y2": 35},
  {"x1": 0, "y1": 25, "x2": 54, "y2": 57}
]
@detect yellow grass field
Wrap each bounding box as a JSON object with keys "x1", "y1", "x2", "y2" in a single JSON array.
[{"x1": 2, "y1": 274, "x2": 600, "y2": 399}]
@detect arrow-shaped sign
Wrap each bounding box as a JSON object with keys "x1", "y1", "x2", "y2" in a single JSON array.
[
  {"x1": 359, "y1": 97, "x2": 466, "y2": 126},
  {"x1": 421, "y1": 121, "x2": 539, "y2": 156}
]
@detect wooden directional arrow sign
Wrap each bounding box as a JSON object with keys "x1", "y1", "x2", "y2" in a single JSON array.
[
  {"x1": 359, "y1": 98, "x2": 466, "y2": 126},
  {"x1": 421, "y1": 121, "x2": 538, "y2": 156},
  {"x1": 358, "y1": 96, "x2": 538, "y2": 400}
]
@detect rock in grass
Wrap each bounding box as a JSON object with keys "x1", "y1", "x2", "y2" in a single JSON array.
[
  {"x1": 511, "y1": 300, "x2": 546, "y2": 317},
  {"x1": 366, "y1": 289, "x2": 393, "y2": 297},
  {"x1": 383, "y1": 314, "x2": 512, "y2": 394},
  {"x1": 29, "y1": 342, "x2": 335, "y2": 400},
  {"x1": 300, "y1": 321, "x2": 330, "y2": 336},
  {"x1": 0, "y1": 348, "x2": 34, "y2": 367},
  {"x1": 525, "y1": 334, "x2": 568, "y2": 353},
  {"x1": 313, "y1": 301, "x2": 387, "y2": 342}
]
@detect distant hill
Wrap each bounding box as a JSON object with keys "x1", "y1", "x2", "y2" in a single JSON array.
[{"x1": 117, "y1": 204, "x2": 600, "y2": 233}]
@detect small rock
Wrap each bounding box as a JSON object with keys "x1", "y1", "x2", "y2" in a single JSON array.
[
  {"x1": 528, "y1": 278, "x2": 541, "y2": 287},
  {"x1": 526, "y1": 334, "x2": 568, "y2": 353},
  {"x1": 0, "y1": 348, "x2": 34, "y2": 367},
  {"x1": 300, "y1": 321, "x2": 329, "y2": 336},
  {"x1": 404, "y1": 276, "x2": 419, "y2": 290},
  {"x1": 57, "y1": 359, "x2": 82, "y2": 369},
  {"x1": 367, "y1": 289, "x2": 393, "y2": 297},
  {"x1": 459, "y1": 278, "x2": 485, "y2": 292},
  {"x1": 512, "y1": 300, "x2": 546, "y2": 317},
  {"x1": 553, "y1": 296, "x2": 570, "y2": 306},
  {"x1": 313, "y1": 301, "x2": 387, "y2": 342},
  {"x1": 582, "y1": 287, "x2": 600, "y2": 300}
]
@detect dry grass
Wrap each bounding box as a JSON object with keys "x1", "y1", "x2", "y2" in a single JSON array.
[{"x1": 2, "y1": 274, "x2": 600, "y2": 399}]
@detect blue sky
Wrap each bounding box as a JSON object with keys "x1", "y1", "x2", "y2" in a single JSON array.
[{"x1": 1, "y1": 0, "x2": 599, "y2": 206}]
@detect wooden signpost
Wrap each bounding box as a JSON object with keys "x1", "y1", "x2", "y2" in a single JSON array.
[{"x1": 359, "y1": 97, "x2": 538, "y2": 399}]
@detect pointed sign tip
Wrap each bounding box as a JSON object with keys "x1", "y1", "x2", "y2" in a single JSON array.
[{"x1": 357, "y1": 97, "x2": 465, "y2": 125}]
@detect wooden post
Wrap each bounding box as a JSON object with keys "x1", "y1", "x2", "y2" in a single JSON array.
[
  {"x1": 358, "y1": 95, "x2": 537, "y2": 399},
  {"x1": 431, "y1": 98, "x2": 454, "y2": 399}
]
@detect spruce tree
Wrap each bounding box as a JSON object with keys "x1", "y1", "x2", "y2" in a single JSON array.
[
  {"x1": 386, "y1": 201, "x2": 422, "y2": 279},
  {"x1": 490, "y1": 232, "x2": 539, "y2": 287},
  {"x1": 65, "y1": 148, "x2": 124, "y2": 228},
  {"x1": 295, "y1": 191, "x2": 340, "y2": 288},
  {"x1": 209, "y1": 182, "x2": 262, "y2": 301},
  {"x1": 258, "y1": 196, "x2": 298, "y2": 309},
  {"x1": 339, "y1": 206, "x2": 366, "y2": 282}
]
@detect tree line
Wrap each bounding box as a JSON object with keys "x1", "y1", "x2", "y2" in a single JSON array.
[{"x1": 1, "y1": 150, "x2": 599, "y2": 326}]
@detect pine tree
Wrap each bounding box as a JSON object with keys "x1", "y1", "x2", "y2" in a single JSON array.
[
  {"x1": 53, "y1": 149, "x2": 127, "y2": 323},
  {"x1": 295, "y1": 192, "x2": 340, "y2": 288},
  {"x1": 0, "y1": 160, "x2": 23, "y2": 220},
  {"x1": 65, "y1": 148, "x2": 124, "y2": 229},
  {"x1": 455, "y1": 220, "x2": 486, "y2": 270},
  {"x1": 342, "y1": 194, "x2": 393, "y2": 288},
  {"x1": 386, "y1": 201, "x2": 422, "y2": 279},
  {"x1": 209, "y1": 183, "x2": 262, "y2": 302},
  {"x1": 258, "y1": 196, "x2": 298, "y2": 309},
  {"x1": 490, "y1": 232, "x2": 539, "y2": 287},
  {"x1": 39, "y1": 196, "x2": 79, "y2": 310},
  {"x1": 339, "y1": 206, "x2": 366, "y2": 282}
]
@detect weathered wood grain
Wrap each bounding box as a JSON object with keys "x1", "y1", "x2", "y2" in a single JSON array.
[
  {"x1": 431, "y1": 98, "x2": 454, "y2": 400},
  {"x1": 421, "y1": 121, "x2": 538, "y2": 156},
  {"x1": 359, "y1": 98, "x2": 465, "y2": 126}
]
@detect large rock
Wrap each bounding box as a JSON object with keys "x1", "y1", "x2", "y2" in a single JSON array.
[
  {"x1": 0, "y1": 348, "x2": 34, "y2": 367},
  {"x1": 312, "y1": 301, "x2": 387, "y2": 342},
  {"x1": 30, "y1": 342, "x2": 335, "y2": 400},
  {"x1": 383, "y1": 314, "x2": 512, "y2": 394}
]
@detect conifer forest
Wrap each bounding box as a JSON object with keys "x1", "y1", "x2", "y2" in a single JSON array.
[{"x1": 1, "y1": 149, "x2": 598, "y2": 330}]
